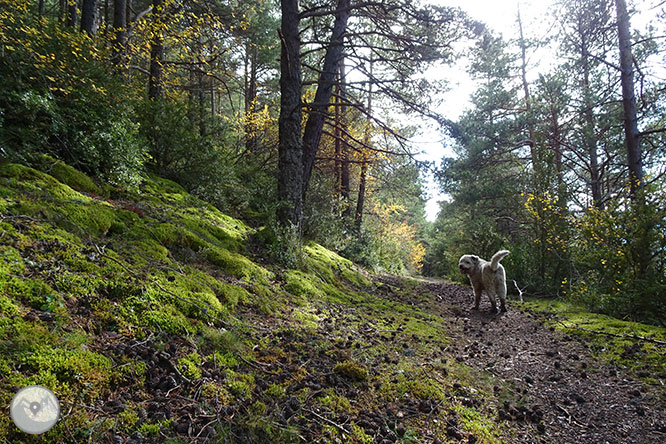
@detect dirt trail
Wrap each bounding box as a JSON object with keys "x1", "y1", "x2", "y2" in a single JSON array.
[{"x1": 422, "y1": 279, "x2": 666, "y2": 444}]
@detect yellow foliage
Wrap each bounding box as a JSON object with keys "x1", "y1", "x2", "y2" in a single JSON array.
[{"x1": 371, "y1": 201, "x2": 425, "y2": 272}]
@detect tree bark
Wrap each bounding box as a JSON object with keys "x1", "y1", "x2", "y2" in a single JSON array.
[
  {"x1": 148, "y1": 0, "x2": 164, "y2": 100},
  {"x1": 301, "y1": 0, "x2": 351, "y2": 201},
  {"x1": 615, "y1": 0, "x2": 642, "y2": 198},
  {"x1": 112, "y1": 0, "x2": 127, "y2": 69},
  {"x1": 517, "y1": 7, "x2": 536, "y2": 164},
  {"x1": 244, "y1": 42, "x2": 259, "y2": 152},
  {"x1": 277, "y1": 0, "x2": 303, "y2": 228},
  {"x1": 67, "y1": 0, "x2": 78, "y2": 27},
  {"x1": 80, "y1": 0, "x2": 98, "y2": 36},
  {"x1": 339, "y1": 59, "x2": 351, "y2": 218},
  {"x1": 355, "y1": 59, "x2": 373, "y2": 229},
  {"x1": 579, "y1": 20, "x2": 603, "y2": 209},
  {"x1": 355, "y1": 152, "x2": 368, "y2": 229}
]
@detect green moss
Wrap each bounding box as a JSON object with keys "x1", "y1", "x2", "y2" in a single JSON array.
[
  {"x1": 350, "y1": 423, "x2": 373, "y2": 444},
  {"x1": 1, "y1": 163, "x2": 117, "y2": 236},
  {"x1": 304, "y1": 243, "x2": 372, "y2": 287},
  {"x1": 0, "y1": 246, "x2": 25, "y2": 275},
  {"x1": 453, "y1": 405, "x2": 501, "y2": 444},
  {"x1": 523, "y1": 298, "x2": 666, "y2": 378},
  {"x1": 201, "y1": 382, "x2": 232, "y2": 402},
  {"x1": 284, "y1": 270, "x2": 323, "y2": 302},
  {"x1": 16, "y1": 345, "x2": 112, "y2": 402},
  {"x1": 204, "y1": 246, "x2": 273, "y2": 283},
  {"x1": 178, "y1": 353, "x2": 203, "y2": 380},
  {"x1": 292, "y1": 306, "x2": 320, "y2": 330},
  {"x1": 333, "y1": 360, "x2": 368, "y2": 381},
  {"x1": 0, "y1": 274, "x2": 55, "y2": 309},
  {"x1": 251, "y1": 400, "x2": 267, "y2": 415},
  {"x1": 118, "y1": 408, "x2": 140, "y2": 430},
  {"x1": 143, "y1": 175, "x2": 188, "y2": 196},
  {"x1": 226, "y1": 371, "x2": 255, "y2": 400},
  {"x1": 138, "y1": 420, "x2": 173, "y2": 437},
  {"x1": 0, "y1": 294, "x2": 20, "y2": 316},
  {"x1": 318, "y1": 391, "x2": 352, "y2": 413},
  {"x1": 143, "y1": 306, "x2": 195, "y2": 335},
  {"x1": 265, "y1": 383, "x2": 286, "y2": 400},
  {"x1": 212, "y1": 351, "x2": 240, "y2": 367},
  {"x1": 382, "y1": 371, "x2": 446, "y2": 402},
  {"x1": 34, "y1": 155, "x2": 103, "y2": 195},
  {"x1": 125, "y1": 239, "x2": 170, "y2": 263}
]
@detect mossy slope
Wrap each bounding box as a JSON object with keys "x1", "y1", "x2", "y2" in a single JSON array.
[
  {"x1": 0, "y1": 160, "x2": 404, "y2": 442},
  {"x1": 1, "y1": 160, "x2": 572, "y2": 443}
]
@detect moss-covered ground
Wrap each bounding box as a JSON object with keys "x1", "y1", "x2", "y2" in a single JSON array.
[
  {"x1": 4, "y1": 159, "x2": 662, "y2": 443},
  {"x1": 521, "y1": 298, "x2": 666, "y2": 384}
]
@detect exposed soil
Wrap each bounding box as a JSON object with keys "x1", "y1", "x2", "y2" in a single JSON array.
[
  {"x1": 421, "y1": 278, "x2": 666, "y2": 444},
  {"x1": 88, "y1": 276, "x2": 666, "y2": 444}
]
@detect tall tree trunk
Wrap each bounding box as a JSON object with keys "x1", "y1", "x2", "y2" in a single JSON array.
[
  {"x1": 199, "y1": 75, "x2": 207, "y2": 137},
  {"x1": 615, "y1": 0, "x2": 642, "y2": 198},
  {"x1": 277, "y1": 0, "x2": 303, "y2": 228},
  {"x1": 80, "y1": 0, "x2": 98, "y2": 36},
  {"x1": 339, "y1": 57, "x2": 350, "y2": 217},
  {"x1": 244, "y1": 42, "x2": 259, "y2": 152},
  {"x1": 580, "y1": 23, "x2": 603, "y2": 209},
  {"x1": 148, "y1": 0, "x2": 164, "y2": 100},
  {"x1": 517, "y1": 7, "x2": 536, "y2": 163},
  {"x1": 38, "y1": 0, "x2": 45, "y2": 19},
  {"x1": 355, "y1": 59, "x2": 373, "y2": 229},
  {"x1": 103, "y1": 0, "x2": 108, "y2": 34},
  {"x1": 334, "y1": 83, "x2": 342, "y2": 191},
  {"x1": 112, "y1": 0, "x2": 127, "y2": 69},
  {"x1": 59, "y1": 0, "x2": 66, "y2": 22},
  {"x1": 355, "y1": 153, "x2": 368, "y2": 229},
  {"x1": 301, "y1": 0, "x2": 351, "y2": 201},
  {"x1": 549, "y1": 105, "x2": 566, "y2": 206},
  {"x1": 67, "y1": 0, "x2": 78, "y2": 27}
]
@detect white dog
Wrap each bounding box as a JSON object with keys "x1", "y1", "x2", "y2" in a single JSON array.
[{"x1": 458, "y1": 250, "x2": 510, "y2": 312}]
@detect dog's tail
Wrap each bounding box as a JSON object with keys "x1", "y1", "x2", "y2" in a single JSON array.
[{"x1": 490, "y1": 250, "x2": 510, "y2": 271}]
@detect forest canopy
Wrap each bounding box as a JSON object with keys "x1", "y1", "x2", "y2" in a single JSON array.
[{"x1": 0, "y1": 0, "x2": 664, "y2": 324}]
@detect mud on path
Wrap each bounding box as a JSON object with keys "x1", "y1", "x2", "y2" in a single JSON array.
[{"x1": 419, "y1": 278, "x2": 666, "y2": 444}]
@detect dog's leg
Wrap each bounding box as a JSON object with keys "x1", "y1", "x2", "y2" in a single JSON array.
[
  {"x1": 487, "y1": 289, "x2": 497, "y2": 312},
  {"x1": 472, "y1": 283, "x2": 482, "y2": 310},
  {"x1": 497, "y1": 280, "x2": 507, "y2": 312}
]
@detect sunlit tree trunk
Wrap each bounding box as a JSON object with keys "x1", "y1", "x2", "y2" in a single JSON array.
[
  {"x1": 244, "y1": 42, "x2": 259, "y2": 152},
  {"x1": 355, "y1": 59, "x2": 373, "y2": 229},
  {"x1": 579, "y1": 25, "x2": 603, "y2": 209},
  {"x1": 277, "y1": 0, "x2": 303, "y2": 228},
  {"x1": 615, "y1": 0, "x2": 642, "y2": 198},
  {"x1": 301, "y1": 0, "x2": 351, "y2": 201}
]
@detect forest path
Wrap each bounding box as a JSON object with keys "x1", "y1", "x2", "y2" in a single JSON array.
[{"x1": 417, "y1": 278, "x2": 666, "y2": 443}]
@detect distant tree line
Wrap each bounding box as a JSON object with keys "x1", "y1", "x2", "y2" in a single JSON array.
[
  {"x1": 427, "y1": 0, "x2": 666, "y2": 324},
  {"x1": 0, "y1": 0, "x2": 481, "y2": 274}
]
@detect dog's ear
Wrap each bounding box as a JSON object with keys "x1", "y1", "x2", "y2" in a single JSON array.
[{"x1": 471, "y1": 256, "x2": 479, "y2": 263}]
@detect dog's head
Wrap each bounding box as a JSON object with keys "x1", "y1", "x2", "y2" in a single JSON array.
[{"x1": 458, "y1": 254, "x2": 479, "y2": 275}]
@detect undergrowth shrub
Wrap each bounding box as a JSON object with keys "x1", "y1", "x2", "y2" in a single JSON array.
[
  {"x1": 0, "y1": 6, "x2": 145, "y2": 186},
  {"x1": 568, "y1": 189, "x2": 666, "y2": 324}
]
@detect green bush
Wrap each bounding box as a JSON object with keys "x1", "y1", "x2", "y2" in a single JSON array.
[{"x1": 0, "y1": 12, "x2": 146, "y2": 187}]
